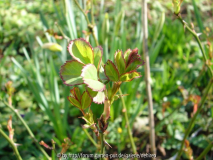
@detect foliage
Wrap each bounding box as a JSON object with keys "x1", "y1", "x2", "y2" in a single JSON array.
[{"x1": 0, "y1": 0, "x2": 213, "y2": 159}]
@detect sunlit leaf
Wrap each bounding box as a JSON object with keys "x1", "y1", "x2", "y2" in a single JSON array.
[
  {"x1": 114, "y1": 50, "x2": 126, "y2": 74},
  {"x1": 93, "y1": 91, "x2": 105, "y2": 104},
  {"x1": 120, "y1": 71, "x2": 141, "y2": 82},
  {"x1": 68, "y1": 38, "x2": 94, "y2": 64},
  {"x1": 94, "y1": 46, "x2": 103, "y2": 70},
  {"x1": 60, "y1": 60, "x2": 84, "y2": 86},
  {"x1": 81, "y1": 64, "x2": 105, "y2": 91}
]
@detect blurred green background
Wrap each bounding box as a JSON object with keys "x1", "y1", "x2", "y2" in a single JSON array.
[{"x1": 0, "y1": 0, "x2": 213, "y2": 159}]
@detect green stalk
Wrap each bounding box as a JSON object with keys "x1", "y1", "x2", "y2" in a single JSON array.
[
  {"x1": 83, "y1": 128, "x2": 98, "y2": 148},
  {"x1": 119, "y1": 89, "x2": 137, "y2": 156},
  {"x1": 2, "y1": 100, "x2": 50, "y2": 160},
  {"x1": 0, "y1": 127, "x2": 22, "y2": 160},
  {"x1": 100, "y1": 132, "x2": 104, "y2": 160},
  {"x1": 175, "y1": 14, "x2": 213, "y2": 160},
  {"x1": 195, "y1": 142, "x2": 213, "y2": 160},
  {"x1": 176, "y1": 78, "x2": 213, "y2": 159},
  {"x1": 74, "y1": 0, "x2": 99, "y2": 46}
]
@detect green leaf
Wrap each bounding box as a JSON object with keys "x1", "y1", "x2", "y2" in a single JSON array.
[
  {"x1": 68, "y1": 38, "x2": 94, "y2": 64},
  {"x1": 124, "y1": 49, "x2": 132, "y2": 62},
  {"x1": 104, "y1": 60, "x2": 119, "y2": 81},
  {"x1": 60, "y1": 60, "x2": 84, "y2": 86},
  {"x1": 81, "y1": 91, "x2": 92, "y2": 110},
  {"x1": 114, "y1": 50, "x2": 126, "y2": 74},
  {"x1": 81, "y1": 64, "x2": 105, "y2": 91},
  {"x1": 86, "y1": 87, "x2": 98, "y2": 97},
  {"x1": 93, "y1": 91, "x2": 105, "y2": 104},
  {"x1": 120, "y1": 71, "x2": 141, "y2": 82},
  {"x1": 126, "y1": 58, "x2": 143, "y2": 72},
  {"x1": 94, "y1": 46, "x2": 103, "y2": 70},
  {"x1": 68, "y1": 96, "x2": 81, "y2": 109},
  {"x1": 70, "y1": 87, "x2": 81, "y2": 101}
]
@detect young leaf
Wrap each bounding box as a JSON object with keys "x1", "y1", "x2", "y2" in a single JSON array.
[
  {"x1": 60, "y1": 60, "x2": 84, "y2": 86},
  {"x1": 120, "y1": 71, "x2": 141, "y2": 82},
  {"x1": 124, "y1": 49, "x2": 132, "y2": 62},
  {"x1": 68, "y1": 38, "x2": 94, "y2": 64},
  {"x1": 125, "y1": 58, "x2": 143, "y2": 72},
  {"x1": 86, "y1": 87, "x2": 98, "y2": 97},
  {"x1": 94, "y1": 46, "x2": 103, "y2": 70},
  {"x1": 93, "y1": 91, "x2": 105, "y2": 104},
  {"x1": 70, "y1": 87, "x2": 81, "y2": 101},
  {"x1": 104, "y1": 60, "x2": 119, "y2": 82},
  {"x1": 126, "y1": 48, "x2": 140, "y2": 66},
  {"x1": 81, "y1": 64, "x2": 105, "y2": 91},
  {"x1": 67, "y1": 96, "x2": 81, "y2": 109},
  {"x1": 81, "y1": 91, "x2": 92, "y2": 110},
  {"x1": 114, "y1": 50, "x2": 126, "y2": 75}
]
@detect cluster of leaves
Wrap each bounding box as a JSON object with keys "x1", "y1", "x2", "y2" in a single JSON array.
[{"x1": 60, "y1": 38, "x2": 143, "y2": 132}]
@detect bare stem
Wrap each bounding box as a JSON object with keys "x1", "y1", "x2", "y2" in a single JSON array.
[
  {"x1": 175, "y1": 15, "x2": 213, "y2": 160},
  {"x1": 2, "y1": 100, "x2": 51, "y2": 160},
  {"x1": 100, "y1": 132, "x2": 104, "y2": 160},
  {"x1": 195, "y1": 142, "x2": 213, "y2": 160},
  {"x1": 0, "y1": 127, "x2": 22, "y2": 160},
  {"x1": 176, "y1": 78, "x2": 213, "y2": 159},
  {"x1": 74, "y1": 0, "x2": 99, "y2": 46},
  {"x1": 142, "y1": 0, "x2": 156, "y2": 155},
  {"x1": 119, "y1": 89, "x2": 137, "y2": 156},
  {"x1": 83, "y1": 128, "x2": 98, "y2": 148}
]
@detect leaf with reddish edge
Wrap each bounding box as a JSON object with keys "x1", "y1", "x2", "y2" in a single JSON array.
[
  {"x1": 126, "y1": 48, "x2": 140, "y2": 66},
  {"x1": 104, "y1": 60, "x2": 119, "y2": 82},
  {"x1": 67, "y1": 38, "x2": 94, "y2": 64},
  {"x1": 60, "y1": 60, "x2": 84, "y2": 86},
  {"x1": 93, "y1": 91, "x2": 105, "y2": 104},
  {"x1": 94, "y1": 46, "x2": 103, "y2": 71},
  {"x1": 124, "y1": 49, "x2": 132, "y2": 62},
  {"x1": 120, "y1": 71, "x2": 142, "y2": 82},
  {"x1": 81, "y1": 91, "x2": 92, "y2": 110},
  {"x1": 70, "y1": 87, "x2": 81, "y2": 101},
  {"x1": 125, "y1": 58, "x2": 143, "y2": 72},
  {"x1": 81, "y1": 64, "x2": 105, "y2": 92},
  {"x1": 114, "y1": 50, "x2": 126, "y2": 75},
  {"x1": 68, "y1": 96, "x2": 81, "y2": 109}
]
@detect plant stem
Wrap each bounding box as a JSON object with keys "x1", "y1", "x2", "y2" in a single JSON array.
[
  {"x1": 195, "y1": 142, "x2": 213, "y2": 160},
  {"x1": 142, "y1": 0, "x2": 156, "y2": 155},
  {"x1": 119, "y1": 89, "x2": 137, "y2": 156},
  {"x1": 74, "y1": 0, "x2": 90, "y2": 24},
  {"x1": 2, "y1": 100, "x2": 51, "y2": 160},
  {"x1": 83, "y1": 128, "x2": 98, "y2": 148},
  {"x1": 177, "y1": 16, "x2": 213, "y2": 77},
  {"x1": 175, "y1": 14, "x2": 213, "y2": 160},
  {"x1": 176, "y1": 78, "x2": 213, "y2": 160},
  {"x1": 0, "y1": 127, "x2": 22, "y2": 160},
  {"x1": 74, "y1": 0, "x2": 99, "y2": 47},
  {"x1": 100, "y1": 132, "x2": 104, "y2": 160}
]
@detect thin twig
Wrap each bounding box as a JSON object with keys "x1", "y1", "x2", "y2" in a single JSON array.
[
  {"x1": 0, "y1": 127, "x2": 22, "y2": 160},
  {"x1": 195, "y1": 142, "x2": 213, "y2": 160},
  {"x1": 175, "y1": 14, "x2": 213, "y2": 160},
  {"x1": 2, "y1": 100, "x2": 51, "y2": 160},
  {"x1": 119, "y1": 89, "x2": 137, "y2": 156},
  {"x1": 83, "y1": 128, "x2": 99, "y2": 148},
  {"x1": 142, "y1": 0, "x2": 156, "y2": 155}
]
